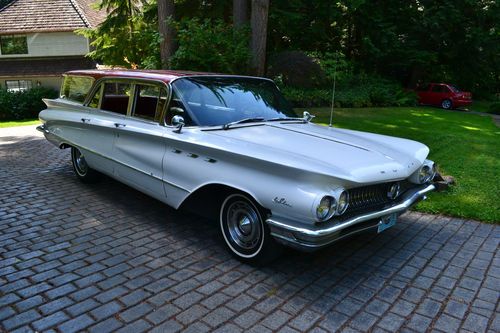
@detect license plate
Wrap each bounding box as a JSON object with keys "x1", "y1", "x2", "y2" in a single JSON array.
[{"x1": 378, "y1": 213, "x2": 397, "y2": 233}]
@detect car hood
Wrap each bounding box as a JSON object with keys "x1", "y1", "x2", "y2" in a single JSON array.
[{"x1": 202, "y1": 122, "x2": 429, "y2": 185}]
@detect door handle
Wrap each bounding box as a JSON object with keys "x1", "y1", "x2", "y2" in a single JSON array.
[
  {"x1": 114, "y1": 123, "x2": 126, "y2": 128},
  {"x1": 81, "y1": 118, "x2": 91, "y2": 123}
]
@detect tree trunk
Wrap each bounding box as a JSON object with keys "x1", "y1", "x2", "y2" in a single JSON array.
[
  {"x1": 158, "y1": 0, "x2": 175, "y2": 69},
  {"x1": 250, "y1": 0, "x2": 269, "y2": 76},
  {"x1": 233, "y1": 0, "x2": 248, "y2": 28}
]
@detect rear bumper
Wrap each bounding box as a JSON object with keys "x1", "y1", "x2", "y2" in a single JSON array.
[{"x1": 266, "y1": 183, "x2": 436, "y2": 251}]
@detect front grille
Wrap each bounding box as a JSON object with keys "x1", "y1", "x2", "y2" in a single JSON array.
[{"x1": 346, "y1": 184, "x2": 391, "y2": 213}]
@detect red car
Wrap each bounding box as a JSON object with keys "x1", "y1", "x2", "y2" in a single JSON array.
[{"x1": 416, "y1": 83, "x2": 472, "y2": 109}]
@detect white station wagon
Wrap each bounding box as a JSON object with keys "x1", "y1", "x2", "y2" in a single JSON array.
[{"x1": 38, "y1": 70, "x2": 438, "y2": 264}]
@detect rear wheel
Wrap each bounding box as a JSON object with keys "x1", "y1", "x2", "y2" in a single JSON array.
[
  {"x1": 441, "y1": 99, "x2": 452, "y2": 109},
  {"x1": 220, "y1": 193, "x2": 281, "y2": 265},
  {"x1": 71, "y1": 147, "x2": 101, "y2": 183}
]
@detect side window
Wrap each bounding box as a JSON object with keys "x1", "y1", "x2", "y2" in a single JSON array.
[
  {"x1": 431, "y1": 85, "x2": 445, "y2": 93},
  {"x1": 100, "y1": 82, "x2": 132, "y2": 115},
  {"x1": 133, "y1": 84, "x2": 167, "y2": 122},
  {"x1": 165, "y1": 89, "x2": 194, "y2": 126},
  {"x1": 61, "y1": 76, "x2": 94, "y2": 103}
]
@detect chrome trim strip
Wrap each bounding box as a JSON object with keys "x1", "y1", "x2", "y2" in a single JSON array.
[{"x1": 266, "y1": 183, "x2": 435, "y2": 241}]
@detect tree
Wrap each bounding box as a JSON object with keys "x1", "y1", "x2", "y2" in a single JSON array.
[
  {"x1": 157, "y1": 0, "x2": 176, "y2": 69},
  {"x1": 250, "y1": 0, "x2": 269, "y2": 75},
  {"x1": 78, "y1": 0, "x2": 158, "y2": 68},
  {"x1": 233, "y1": 0, "x2": 248, "y2": 27}
]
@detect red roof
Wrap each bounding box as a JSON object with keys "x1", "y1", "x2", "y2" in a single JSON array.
[{"x1": 66, "y1": 69, "x2": 221, "y2": 84}]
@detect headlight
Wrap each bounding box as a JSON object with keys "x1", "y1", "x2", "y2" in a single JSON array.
[
  {"x1": 419, "y1": 165, "x2": 434, "y2": 183},
  {"x1": 387, "y1": 182, "x2": 401, "y2": 199},
  {"x1": 337, "y1": 190, "x2": 349, "y2": 215},
  {"x1": 409, "y1": 160, "x2": 436, "y2": 184},
  {"x1": 316, "y1": 196, "x2": 337, "y2": 221}
]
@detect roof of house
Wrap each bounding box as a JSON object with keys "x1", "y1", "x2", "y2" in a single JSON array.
[
  {"x1": 0, "y1": 57, "x2": 97, "y2": 77},
  {"x1": 0, "y1": 0, "x2": 106, "y2": 35}
]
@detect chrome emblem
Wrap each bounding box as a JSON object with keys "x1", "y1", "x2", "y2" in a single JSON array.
[{"x1": 273, "y1": 197, "x2": 292, "y2": 207}]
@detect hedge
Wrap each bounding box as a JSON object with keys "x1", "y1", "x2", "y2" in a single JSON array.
[{"x1": 0, "y1": 87, "x2": 58, "y2": 121}]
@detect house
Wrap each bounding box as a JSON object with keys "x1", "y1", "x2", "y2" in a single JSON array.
[{"x1": 0, "y1": 0, "x2": 105, "y2": 91}]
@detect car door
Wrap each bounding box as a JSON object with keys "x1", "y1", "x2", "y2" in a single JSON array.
[
  {"x1": 429, "y1": 84, "x2": 447, "y2": 105},
  {"x1": 112, "y1": 81, "x2": 169, "y2": 202},
  {"x1": 79, "y1": 80, "x2": 133, "y2": 176}
]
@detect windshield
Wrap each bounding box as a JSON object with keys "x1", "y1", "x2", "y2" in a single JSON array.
[
  {"x1": 171, "y1": 77, "x2": 297, "y2": 126},
  {"x1": 449, "y1": 85, "x2": 461, "y2": 93}
]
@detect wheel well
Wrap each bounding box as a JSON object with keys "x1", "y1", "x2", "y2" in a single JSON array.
[{"x1": 179, "y1": 184, "x2": 266, "y2": 221}]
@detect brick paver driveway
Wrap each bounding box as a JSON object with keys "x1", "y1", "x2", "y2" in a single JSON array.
[{"x1": 1, "y1": 125, "x2": 499, "y2": 333}]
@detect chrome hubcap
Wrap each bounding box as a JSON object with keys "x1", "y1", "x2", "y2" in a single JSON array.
[
  {"x1": 73, "y1": 149, "x2": 88, "y2": 175},
  {"x1": 226, "y1": 201, "x2": 261, "y2": 250}
]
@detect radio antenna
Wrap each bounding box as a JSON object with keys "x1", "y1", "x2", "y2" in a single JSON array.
[{"x1": 328, "y1": 54, "x2": 337, "y2": 127}]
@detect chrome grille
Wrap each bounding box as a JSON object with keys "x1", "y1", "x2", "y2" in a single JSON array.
[{"x1": 347, "y1": 184, "x2": 391, "y2": 212}]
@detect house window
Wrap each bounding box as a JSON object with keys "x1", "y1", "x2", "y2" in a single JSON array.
[
  {"x1": 5, "y1": 80, "x2": 32, "y2": 92},
  {"x1": 0, "y1": 35, "x2": 28, "y2": 55}
]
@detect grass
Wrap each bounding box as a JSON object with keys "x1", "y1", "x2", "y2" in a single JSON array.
[
  {"x1": 468, "y1": 100, "x2": 499, "y2": 114},
  {"x1": 0, "y1": 119, "x2": 40, "y2": 128},
  {"x1": 305, "y1": 106, "x2": 500, "y2": 223}
]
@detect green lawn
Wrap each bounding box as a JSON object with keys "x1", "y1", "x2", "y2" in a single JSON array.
[
  {"x1": 306, "y1": 106, "x2": 499, "y2": 223},
  {"x1": 0, "y1": 119, "x2": 40, "y2": 128}
]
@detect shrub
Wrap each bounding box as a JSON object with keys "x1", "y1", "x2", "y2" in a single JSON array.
[
  {"x1": 280, "y1": 82, "x2": 416, "y2": 108},
  {"x1": 488, "y1": 102, "x2": 500, "y2": 115},
  {"x1": 0, "y1": 87, "x2": 58, "y2": 120},
  {"x1": 267, "y1": 51, "x2": 327, "y2": 88},
  {"x1": 170, "y1": 18, "x2": 251, "y2": 74}
]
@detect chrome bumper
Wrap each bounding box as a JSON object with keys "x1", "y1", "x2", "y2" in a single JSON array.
[{"x1": 266, "y1": 183, "x2": 436, "y2": 251}]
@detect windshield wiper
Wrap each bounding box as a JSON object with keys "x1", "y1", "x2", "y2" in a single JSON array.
[
  {"x1": 266, "y1": 117, "x2": 307, "y2": 123},
  {"x1": 223, "y1": 117, "x2": 265, "y2": 130}
]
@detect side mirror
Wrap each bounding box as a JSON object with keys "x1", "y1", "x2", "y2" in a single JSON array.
[
  {"x1": 172, "y1": 115, "x2": 185, "y2": 133},
  {"x1": 170, "y1": 106, "x2": 184, "y2": 114},
  {"x1": 303, "y1": 111, "x2": 315, "y2": 122}
]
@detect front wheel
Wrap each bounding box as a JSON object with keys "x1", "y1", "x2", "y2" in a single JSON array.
[
  {"x1": 71, "y1": 147, "x2": 101, "y2": 183},
  {"x1": 220, "y1": 193, "x2": 281, "y2": 265},
  {"x1": 441, "y1": 99, "x2": 453, "y2": 109}
]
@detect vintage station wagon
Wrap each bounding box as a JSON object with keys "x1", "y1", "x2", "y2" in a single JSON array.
[{"x1": 38, "y1": 70, "x2": 438, "y2": 264}]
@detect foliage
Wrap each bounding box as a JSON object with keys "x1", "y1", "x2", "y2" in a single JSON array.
[
  {"x1": 170, "y1": 18, "x2": 251, "y2": 74},
  {"x1": 0, "y1": 87, "x2": 58, "y2": 120},
  {"x1": 280, "y1": 73, "x2": 416, "y2": 108},
  {"x1": 488, "y1": 102, "x2": 500, "y2": 115},
  {"x1": 268, "y1": 0, "x2": 500, "y2": 97},
  {"x1": 82, "y1": 0, "x2": 498, "y2": 98},
  {"x1": 78, "y1": 0, "x2": 160, "y2": 68},
  {"x1": 308, "y1": 106, "x2": 500, "y2": 223},
  {"x1": 267, "y1": 51, "x2": 326, "y2": 88}
]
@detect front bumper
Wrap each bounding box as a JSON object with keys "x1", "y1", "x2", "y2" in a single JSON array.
[
  {"x1": 453, "y1": 99, "x2": 472, "y2": 107},
  {"x1": 266, "y1": 183, "x2": 436, "y2": 251}
]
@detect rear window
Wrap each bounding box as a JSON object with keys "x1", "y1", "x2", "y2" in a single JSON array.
[{"x1": 61, "y1": 75, "x2": 94, "y2": 103}]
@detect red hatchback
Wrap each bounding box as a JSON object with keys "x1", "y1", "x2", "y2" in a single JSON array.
[{"x1": 416, "y1": 83, "x2": 472, "y2": 109}]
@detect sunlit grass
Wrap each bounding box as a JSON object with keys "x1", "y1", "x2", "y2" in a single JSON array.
[
  {"x1": 304, "y1": 106, "x2": 500, "y2": 223},
  {"x1": 0, "y1": 119, "x2": 40, "y2": 128}
]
